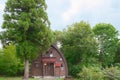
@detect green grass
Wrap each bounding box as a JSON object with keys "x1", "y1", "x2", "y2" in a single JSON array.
[
  {"x1": 0, "y1": 77, "x2": 64, "y2": 80},
  {"x1": 0, "y1": 77, "x2": 39, "y2": 80},
  {"x1": 0, "y1": 77, "x2": 21, "y2": 80}
]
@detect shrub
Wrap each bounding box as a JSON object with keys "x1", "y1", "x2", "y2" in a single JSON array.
[
  {"x1": 79, "y1": 66, "x2": 103, "y2": 80},
  {"x1": 69, "y1": 65, "x2": 81, "y2": 77},
  {"x1": 77, "y1": 66, "x2": 120, "y2": 80},
  {"x1": 0, "y1": 45, "x2": 24, "y2": 76},
  {"x1": 103, "y1": 67, "x2": 120, "y2": 80}
]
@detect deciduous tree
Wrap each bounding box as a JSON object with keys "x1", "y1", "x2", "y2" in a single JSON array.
[
  {"x1": 0, "y1": 44, "x2": 24, "y2": 76},
  {"x1": 114, "y1": 40, "x2": 120, "y2": 64},
  {"x1": 93, "y1": 23, "x2": 118, "y2": 66},
  {"x1": 61, "y1": 21, "x2": 98, "y2": 76}
]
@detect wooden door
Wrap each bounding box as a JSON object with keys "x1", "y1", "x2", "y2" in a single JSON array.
[{"x1": 45, "y1": 63, "x2": 54, "y2": 76}]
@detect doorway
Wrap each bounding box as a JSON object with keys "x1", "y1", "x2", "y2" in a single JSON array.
[{"x1": 45, "y1": 63, "x2": 54, "y2": 76}]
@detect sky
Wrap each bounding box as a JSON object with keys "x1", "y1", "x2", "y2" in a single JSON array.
[{"x1": 0, "y1": 0, "x2": 120, "y2": 32}]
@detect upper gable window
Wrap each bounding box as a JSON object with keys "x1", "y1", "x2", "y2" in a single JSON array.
[
  {"x1": 61, "y1": 64, "x2": 64, "y2": 70},
  {"x1": 50, "y1": 51, "x2": 54, "y2": 57},
  {"x1": 60, "y1": 58, "x2": 62, "y2": 61},
  {"x1": 50, "y1": 53, "x2": 53, "y2": 57}
]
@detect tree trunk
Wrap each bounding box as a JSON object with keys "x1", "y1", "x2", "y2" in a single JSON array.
[{"x1": 23, "y1": 59, "x2": 29, "y2": 80}]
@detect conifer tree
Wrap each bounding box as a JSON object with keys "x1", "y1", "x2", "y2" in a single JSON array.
[{"x1": 1, "y1": 0, "x2": 52, "y2": 80}]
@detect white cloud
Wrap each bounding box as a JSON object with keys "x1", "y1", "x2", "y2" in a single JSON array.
[
  {"x1": 0, "y1": 0, "x2": 6, "y2": 13},
  {"x1": 62, "y1": 0, "x2": 106, "y2": 22},
  {"x1": 0, "y1": 0, "x2": 6, "y2": 48},
  {"x1": 0, "y1": 0, "x2": 6, "y2": 23},
  {"x1": 0, "y1": 4, "x2": 5, "y2": 11}
]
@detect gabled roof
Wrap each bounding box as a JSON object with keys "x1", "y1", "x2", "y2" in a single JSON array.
[
  {"x1": 51, "y1": 44, "x2": 68, "y2": 77},
  {"x1": 30, "y1": 44, "x2": 68, "y2": 77}
]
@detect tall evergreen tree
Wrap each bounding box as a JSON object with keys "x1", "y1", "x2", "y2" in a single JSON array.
[{"x1": 1, "y1": 0, "x2": 53, "y2": 80}]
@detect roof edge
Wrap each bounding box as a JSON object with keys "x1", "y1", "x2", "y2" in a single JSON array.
[{"x1": 51, "y1": 44, "x2": 68, "y2": 77}]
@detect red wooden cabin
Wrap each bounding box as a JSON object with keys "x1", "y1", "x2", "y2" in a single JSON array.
[{"x1": 30, "y1": 44, "x2": 68, "y2": 78}]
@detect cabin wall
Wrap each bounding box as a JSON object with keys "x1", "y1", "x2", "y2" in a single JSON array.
[
  {"x1": 51, "y1": 47, "x2": 66, "y2": 77},
  {"x1": 30, "y1": 46, "x2": 67, "y2": 77},
  {"x1": 30, "y1": 55, "x2": 42, "y2": 77}
]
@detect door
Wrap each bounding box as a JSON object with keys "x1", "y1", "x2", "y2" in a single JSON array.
[{"x1": 45, "y1": 63, "x2": 54, "y2": 76}]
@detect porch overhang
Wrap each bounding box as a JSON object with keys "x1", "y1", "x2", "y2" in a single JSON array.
[{"x1": 42, "y1": 57, "x2": 56, "y2": 63}]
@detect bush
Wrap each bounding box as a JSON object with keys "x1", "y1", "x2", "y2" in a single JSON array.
[
  {"x1": 0, "y1": 45, "x2": 24, "y2": 76},
  {"x1": 79, "y1": 66, "x2": 103, "y2": 80},
  {"x1": 103, "y1": 67, "x2": 120, "y2": 80},
  {"x1": 77, "y1": 66, "x2": 120, "y2": 80},
  {"x1": 69, "y1": 65, "x2": 81, "y2": 77}
]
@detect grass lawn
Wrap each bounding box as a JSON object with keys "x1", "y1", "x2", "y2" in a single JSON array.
[
  {"x1": 0, "y1": 77, "x2": 42, "y2": 80},
  {"x1": 0, "y1": 77, "x2": 64, "y2": 80},
  {"x1": 0, "y1": 77, "x2": 22, "y2": 80}
]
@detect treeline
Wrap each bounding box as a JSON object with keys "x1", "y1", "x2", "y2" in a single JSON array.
[
  {"x1": 0, "y1": 45, "x2": 24, "y2": 76},
  {"x1": 54, "y1": 21, "x2": 120, "y2": 78},
  {"x1": 0, "y1": 21, "x2": 120, "y2": 77},
  {"x1": 0, "y1": 0, "x2": 53, "y2": 78}
]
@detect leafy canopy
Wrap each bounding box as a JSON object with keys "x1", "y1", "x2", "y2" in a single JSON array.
[
  {"x1": 1, "y1": 0, "x2": 53, "y2": 60},
  {"x1": 0, "y1": 45, "x2": 24, "y2": 76},
  {"x1": 59, "y1": 21, "x2": 98, "y2": 76},
  {"x1": 93, "y1": 23, "x2": 118, "y2": 66}
]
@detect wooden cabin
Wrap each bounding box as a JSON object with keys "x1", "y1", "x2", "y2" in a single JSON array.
[{"x1": 30, "y1": 44, "x2": 68, "y2": 78}]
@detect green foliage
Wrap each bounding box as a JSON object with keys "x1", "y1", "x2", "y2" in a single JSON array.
[
  {"x1": 103, "y1": 67, "x2": 120, "y2": 80},
  {"x1": 114, "y1": 41, "x2": 120, "y2": 63},
  {"x1": 1, "y1": 0, "x2": 53, "y2": 78},
  {"x1": 79, "y1": 66, "x2": 103, "y2": 80},
  {"x1": 77, "y1": 66, "x2": 120, "y2": 80},
  {"x1": 53, "y1": 21, "x2": 119, "y2": 78},
  {"x1": 53, "y1": 30, "x2": 64, "y2": 43},
  {"x1": 0, "y1": 45, "x2": 24, "y2": 76},
  {"x1": 93, "y1": 23, "x2": 119, "y2": 66},
  {"x1": 1, "y1": 0, "x2": 53, "y2": 60},
  {"x1": 62, "y1": 21, "x2": 98, "y2": 64},
  {"x1": 16, "y1": 41, "x2": 38, "y2": 62},
  {"x1": 69, "y1": 65, "x2": 81, "y2": 77},
  {"x1": 60, "y1": 21, "x2": 98, "y2": 77}
]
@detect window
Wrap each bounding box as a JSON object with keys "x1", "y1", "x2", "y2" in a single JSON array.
[
  {"x1": 61, "y1": 64, "x2": 64, "y2": 70},
  {"x1": 60, "y1": 58, "x2": 62, "y2": 61},
  {"x1": 36, "y1": 64, "x2": 39, "y2": 67},
  {"x1": 50, "y1": 53, "x2": 53, "y2": 57},
  {"x1": 44, "y1": 63, "x2": 47, "y2": 66}
]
